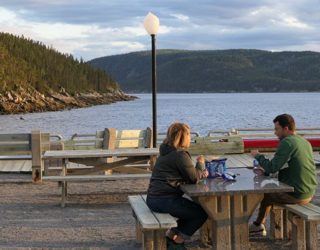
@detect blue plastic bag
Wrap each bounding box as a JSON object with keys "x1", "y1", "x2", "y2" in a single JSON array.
[{"x1": 205, "y1": 158, "x2": 227, "y2": 178}]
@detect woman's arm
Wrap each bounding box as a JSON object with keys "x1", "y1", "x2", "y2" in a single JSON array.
[{"x1": 177, "y1": 151, "x2": 206, "y2": 183}]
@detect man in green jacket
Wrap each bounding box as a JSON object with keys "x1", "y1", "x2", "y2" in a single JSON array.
[{"x1": 249, "y1": 114, "x2": 317, "y2": 236}]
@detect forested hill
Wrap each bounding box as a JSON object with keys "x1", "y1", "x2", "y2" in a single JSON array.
[
  {"x1": 89, "y1": 49, "x2": 320, "y2": 93},
  {"x1": 0, "y1": 32, "x2": 134, "y2": 114}
]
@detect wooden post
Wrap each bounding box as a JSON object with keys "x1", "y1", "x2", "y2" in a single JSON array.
[
  {"x1": 231, "y1": 193, "x2": 263, "y2": 250},
  {"x1": 306, "y1": 221, "x2": 318, "y2": 250},
  {"x1": 289, "y1": 212, "x2": 306, "y2": 250},
  {"x1": 103, "y1": 128, "x2": 116, "y2": 150},
  {"x1": 145, "y1": 127, "x2": 156, "y2": 170},
  {"x1": 283, "y1": 209, "x2": 291, "y2": 239},
  {"x1": 154, "y1": 229, "x2": 167, "y2": 250},
  {"x1": 60, "y1": 158, "x2": 68, "y2": 208},
  {"x1": 200, "y1": 218, "x2": 212, "y2": 246},
  {"x1": 31, "y1": 131, "x2": 42, "y2": 182},
  {"x1": 270, "y1": 206, "x2": 284, "y2": 239},
  {"x1": 103, "y1": 128, "x2": 116, "y2": 175},
  {"x1": 143, "y1": 230, "x2": 154, "y2": 250},
  {"x1": 145, "y1": 127, "x2": 153, "y2": 148},
  {"x1": 136, "y1": 221, "x2": 142, "y2": 243},
  {"x1": 198, "y1": 196, "x2": 232, "y2": 250}
]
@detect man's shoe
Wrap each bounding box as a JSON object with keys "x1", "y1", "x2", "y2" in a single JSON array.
[{"x1": 249, "y1": 223, "x2": 267, "y2": 236}]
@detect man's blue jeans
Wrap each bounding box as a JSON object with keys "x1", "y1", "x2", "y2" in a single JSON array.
[{"x1": 146, "y1": 195, "x2": 208, "y2": 238}]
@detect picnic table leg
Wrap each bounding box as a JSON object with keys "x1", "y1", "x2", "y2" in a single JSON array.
[
  {"x1": 270, "y1": 205, "x2": 285, "y2": 239},
  {"x1": 136, "y1": 221, "x2": 142, "y2": 243},
  {"x1": 231, "y1": 193, "x2": 263, "y2": 250},
  {"x1": 200, "y1": 218, "x2": 212, "y2": 246},
  {"x1": 288, "y1": 212, "x2": 306, "y2": 250},
  {"x1": 149, "y1": 155, "x2": 157, "y2": 170},
  {"x1": 154, "y1": 229, "x2": 167, "y2": 250},
  {"x1": 198, "y1": 195, "x2": 232, "y2": 250},
  {"x1": 61, "y1": 181, "x2": 66, "y2": 208},
  {"x1": 283, "y1": 210, "x2": 290, "y2": 240},
  {"x1": 142, "y1": 230, "x2": 154, "y2": 250},
  {"x1": 60, "y1": 159, "x2": 68, "y2": 208},
  {"x1": 306, "y1": 221, "x2": 318, "y2": 250}
]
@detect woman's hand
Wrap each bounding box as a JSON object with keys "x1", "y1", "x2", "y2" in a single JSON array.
[{"x1": 201, "y1": 170, "x2": 209, "y2": 179}]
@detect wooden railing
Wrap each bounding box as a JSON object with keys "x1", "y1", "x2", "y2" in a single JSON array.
[{"x1": 1, "y1": 127, "x2": 320, "y2": 177}]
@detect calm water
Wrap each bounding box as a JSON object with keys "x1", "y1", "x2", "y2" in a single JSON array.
[{"x1": 0, "y1": 93, "x2": 319, "y2": 139}]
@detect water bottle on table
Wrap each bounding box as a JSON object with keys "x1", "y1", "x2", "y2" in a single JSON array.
[{"x1": 253, "y1": 159, "x2": 264, "y2": 176}]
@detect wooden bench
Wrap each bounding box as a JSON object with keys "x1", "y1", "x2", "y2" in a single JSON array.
[
  {"x1": 43, "y1": 174, "x2": 151, "y2": 207},
  {"x1": 158, "y1": 131, "x2": 244, "y2": 155},
  {"x1": 104, "y1": 128, "x2": 153, "y2": 173},
  {"x1": 0, "y1": 131, "x2": 51, "y2": 182},
  {"x1": 189, "y1": 135, "x2": 244, "y2": 155},
  {"x1": 64, "y1": 128, "x2": 152, "y2": 151},
  {"x1": 61, "y1": 127, "x2": 153, "y2": 174},
  {"x1": 128, "y1": 195, "x2": 177, "y2": 250},
  {"x1": 270, "y1": 203, "x2": 320, "y2": 250}
]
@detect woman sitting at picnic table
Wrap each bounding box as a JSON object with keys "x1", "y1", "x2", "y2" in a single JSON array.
[{"x1": 146, "y1": 122, "x2": 209, "y2": 249}]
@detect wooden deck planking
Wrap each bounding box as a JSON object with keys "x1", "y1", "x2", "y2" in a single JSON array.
[
  {"x1": 238, "y1": 154, "x2": 253, "y2": 166},
  {"x1": 19, "y1": 160, "x2": 32, "y2": 172},
  {"x1": 313, "y1": 152, "x2": 320, "y2": 163},
  {"x1": 233, "y1": 154, "x2": 250, "y2": 167},
  {"x1": 225, "y1": 156, "x2": 243, "y2": 168},
  {"x1": 226, "y1": 154, "x2": 250, "y2": 168},
  {"x1": 0, "y1": 160, "x2": 31, "y2": 172}
]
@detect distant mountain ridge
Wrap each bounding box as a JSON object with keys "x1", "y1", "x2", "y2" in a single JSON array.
[{"x1": 89, "y1": 49, "x2": 320, "y2": 93}]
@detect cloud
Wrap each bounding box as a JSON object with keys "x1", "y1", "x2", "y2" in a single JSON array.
[
  {"x1": 0, "y1": 1, "x2": 319, "y2": 60},
  {"x1": 0, "y1": 5, "x2": 149, "y2": 59},
  {"x1": 273, "y1": 13, "x2": 310, "y2": 29},
  {"x1": 170, "y1": 13, "x2": 190, "y2": 22}
]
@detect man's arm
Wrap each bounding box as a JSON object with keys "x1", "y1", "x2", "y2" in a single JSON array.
[{"x1": 254, "y1": 140, "x2": 292, "y2": 174}]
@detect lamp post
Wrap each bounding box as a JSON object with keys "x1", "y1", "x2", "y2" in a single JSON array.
[{"x1": 144, "y1": 12, "x2": 159, "y2": 148}]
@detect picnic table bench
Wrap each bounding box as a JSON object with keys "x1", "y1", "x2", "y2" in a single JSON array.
[
  {"x1": 270, "y1": 203, "x2": 320, "y2": 250},
  {"x1": 43, "y1": 174, "x2": 151, "y2": 207},
  {"x1": 128, "y1": 194, "x2": 177, "y2": 250},
  {"x1": 42, "y1": 148, "x2": 159, "y2": 207}
]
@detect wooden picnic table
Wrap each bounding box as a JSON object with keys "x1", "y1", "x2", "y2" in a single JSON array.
[
  {"x1": 42, "y1": 148, "x2": 159, "y2": 176},
  {"x1": 181, "y1": 168, "x2": 294, "y2": 250},
  {"x1": 42, "y1": 148, "x2": 159, "y2": 207}
]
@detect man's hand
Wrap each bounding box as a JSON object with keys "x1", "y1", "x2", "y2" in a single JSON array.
[
  {"x1": 251, "y1": 149, "x2": 259, "y2": 157},
  {"x1": 253, "y1": 166, "x2": 265, "y2": 176}
]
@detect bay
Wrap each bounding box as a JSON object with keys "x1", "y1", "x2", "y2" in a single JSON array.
[{"x1": 0, "y1": 93, "x2": 319, "y2": 139}]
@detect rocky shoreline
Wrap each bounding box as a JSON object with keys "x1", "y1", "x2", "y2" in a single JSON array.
[{"x1": 0, "y1": 86, "x2": 137, "y2": 114}]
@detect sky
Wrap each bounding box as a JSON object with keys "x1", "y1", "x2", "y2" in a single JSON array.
[{"x1": 0, "y1": 0, "x2": 319, "y2": 61}]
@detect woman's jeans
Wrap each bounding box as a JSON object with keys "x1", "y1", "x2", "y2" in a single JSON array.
[{"x1": 146, "y1": 195, "x2": 208, "y2": 238}]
